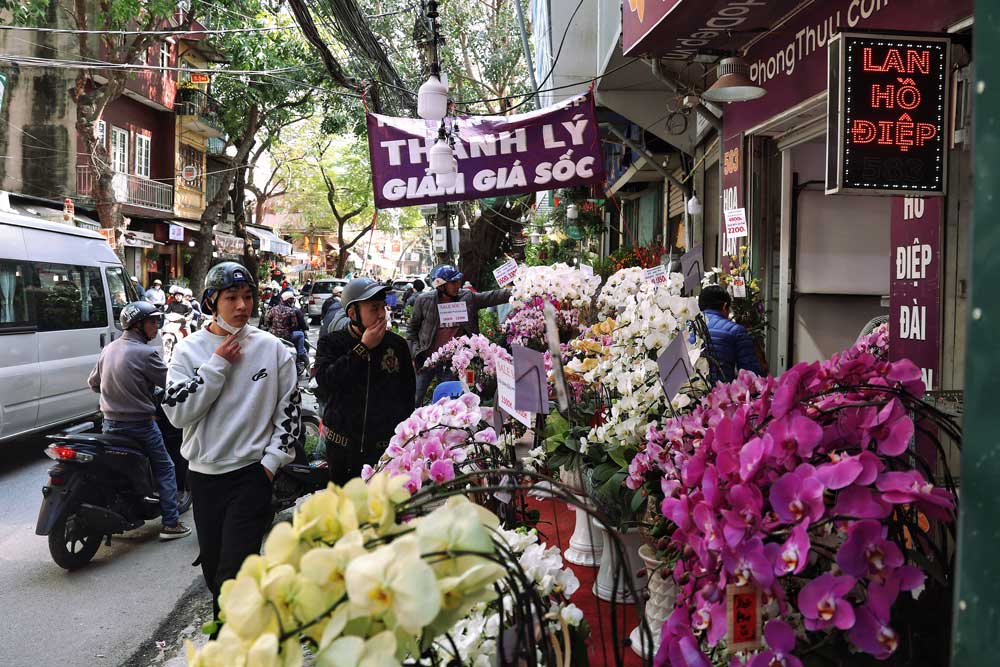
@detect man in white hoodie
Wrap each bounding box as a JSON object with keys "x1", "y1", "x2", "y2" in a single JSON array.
[{"x1": 162, "y1": 262, "x2": 299, "y2": 619}]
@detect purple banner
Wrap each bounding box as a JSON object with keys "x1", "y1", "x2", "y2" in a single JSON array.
[
  {"x1": 723, "y1": 0, "x2": 971, "y2": 137},
  {"x1": 889, "y1": 196, "x2": 940, "y2": 391},
  {"x1": 366, "y1": 91, "x2": 604, "y2": 209}
]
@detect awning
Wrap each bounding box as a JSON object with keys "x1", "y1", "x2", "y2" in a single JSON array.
[
  {"x1": 247, "y1": 226, "x2": 293, "y2": 256},
  {"x1": 171, "y1": 219, "x2": 202, "y2": 232},
  {"x1": 621, "y1": 1, "x2": 791, "y2": 58}
]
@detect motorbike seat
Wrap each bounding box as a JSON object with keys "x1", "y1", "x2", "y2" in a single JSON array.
[{"x1": 48, "y1": 433, "x2": 146, "y2": 452}]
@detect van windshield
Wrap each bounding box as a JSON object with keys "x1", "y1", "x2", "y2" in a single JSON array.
[{"x1": 105, "y1": 266, "x2": 138, "y2": 328}]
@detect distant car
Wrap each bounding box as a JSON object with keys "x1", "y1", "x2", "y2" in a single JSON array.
[{"x1": 305, "y1": 278, "x2": 348, "y2": 322}]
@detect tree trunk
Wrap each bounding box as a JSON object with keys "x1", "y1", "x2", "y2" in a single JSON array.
[
  {"x1": 337, "y1": 248, "x2": 348, "y2": 277},
  {"x1": 190, "y1": 106, "x2": 262, "y2": 293},
  {"x1": 231, "y1": 166, "x2": 259, "y2": 280},
  {"x1": 458, "y1": 200, "x2": 529, "y2": 288}
]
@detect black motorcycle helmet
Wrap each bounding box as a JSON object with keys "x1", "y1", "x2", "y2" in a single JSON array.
[
  {"x1": 200, "y1": 261, "x2": 257, "y2": 315},
  {"x1": 341, "y1": 277, "x2": 389, "y2": 331},
  {"x1": 119, "y1": 301, "x2": 162, "y2": 340}
]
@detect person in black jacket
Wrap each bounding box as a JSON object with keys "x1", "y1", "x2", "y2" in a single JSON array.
[{"x1": 314, "y1": 278, "x2": 415, "y2": 484}]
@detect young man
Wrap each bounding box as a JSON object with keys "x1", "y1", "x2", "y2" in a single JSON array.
[
  {"x1": 162, "y1": 262, "x2": 299, "y2": 618},
  {"x1": 697, "y1": 284, "x2": 765, "y2": 384},
  {"x1": 408, "y1": 264, "x2": 511, "y2": 405},
  {"x1": 314, "y1": 278, "x2": 415, "y2": 484},
  {"x1": 88, "y1": 301, "x2": 190, "y2": 540}
]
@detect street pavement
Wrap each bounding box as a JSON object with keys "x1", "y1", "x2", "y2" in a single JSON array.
[{"x1": 0, "y1": 323, "x2": 320, "y2": 667}]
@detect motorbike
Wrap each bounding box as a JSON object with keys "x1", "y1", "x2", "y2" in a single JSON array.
[
  {"x1": 280, "y1": 335, "x2": 315, "y2": 379},
  {"x1": 35, "y1": 396, "x2": 192, "y2": 570},
  {"x1": 161, "y1": 312, "x2": 191, "y2": 364}
]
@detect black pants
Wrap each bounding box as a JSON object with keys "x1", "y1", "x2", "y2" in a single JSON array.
[
  {"x1": 189, "y1": 463, "x2": 273, "y2": 619},
  {"x1": 325, "y1": 436, "x2": 385, "y2": 486}
]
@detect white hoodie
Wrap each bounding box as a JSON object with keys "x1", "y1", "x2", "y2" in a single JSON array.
[{"x1": 163, "y1": 324, "x2": 299, "y2": 475}]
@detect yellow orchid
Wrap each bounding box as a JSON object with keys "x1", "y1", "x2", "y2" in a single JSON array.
[
  {"x1": 294, "y1": 484, "x2": 360, "y2": 546},
  {"x1": 344, "y1": 535, "x2": 441, "y2": 634},
  {"x1": 263, "y1": 523, "x2": 305, "y2": 568},
  {"x1": 246, "y1": 633, "x2": 304, "y2": 667},
  {"x1": 416, "y1": 496, "x2": 498, "y2": 576},
  {"x1": 317, "y1": 630, "x2": 399, "y2": 667},
  {"x1": 424, "y1": 562, "x2": 504, "y2": 638},
  {"x1": 343, "y1": 473, "x2": 410, "y2": 532},
  {"x1": 185, "y1": 630, "x2": 248, "y2": 667},
  {"x1": 217, "y1": 573, "x2": 280, "y2": 641}
]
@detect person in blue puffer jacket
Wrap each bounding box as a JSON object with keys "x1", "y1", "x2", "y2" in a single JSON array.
[{"x1": 696, "y1": 284, "x2": 764, "y2": 384}]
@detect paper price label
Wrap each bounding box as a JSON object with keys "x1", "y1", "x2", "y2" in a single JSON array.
[
  {"x1": 725, "y1": 208, "x2": 748, "y2": 239},
  {"x1": 493, "y1": 259, "x2": 518, "y2": 287},
  {"x1": 496, "y1": 358, "x2": 533, "y2": 428},
  {"x1": 437, "y1": 302, "x2": 469, "y2": 326},
  {"x1": 643, "y1": 264, "x2": 669, "y2": 285},
  {"x1": 730, "y1": 276, "x2": 747, "y2": 298},
  {"x1": 579, "y1": 263, "x2": 594, "y2": 277}
]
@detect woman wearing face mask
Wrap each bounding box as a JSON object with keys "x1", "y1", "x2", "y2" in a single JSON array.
[
  {"x1": 161, "y1": 261, "x2": 300, "y2": 624},
  {"x1": 313, "y1": 277, "x2": 415, "y2": 484}
]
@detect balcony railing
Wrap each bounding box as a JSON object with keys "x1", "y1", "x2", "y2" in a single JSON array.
[
  {"x1": 77, "y1": 165, "x2": 174, "y2": 213},
  {"x1": 175, "y1": 89, "x2": 225, "y2": 138}
]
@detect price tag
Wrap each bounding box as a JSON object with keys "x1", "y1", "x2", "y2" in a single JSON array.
[
  {"x1": 726, "y1": 584, "x2": 763, "y2": 652},
  {"x1": 657, "y1": 334, "x2": 695, "y2": 403},
  {"x1": 730, "y1": 276, "x2": 747, "y2": 298},
  {"x1": 724, "y1": 208, "x2": 748, "y2": 239},
  {"x1": 496, "y1": 357, "x2": 533, "y2": 428},
  {"x1": 643, "y1": 264, "x2": 669, "y2": 285},
  {"x1": 579, "y1": 263, "x2": 594, "y2": 277},
  {"x1": 493, "y1": 258, "x2": 518, "y2": 287},
  {"x1": 437, "y1": 302, "x2": 469, "y2": 326}
]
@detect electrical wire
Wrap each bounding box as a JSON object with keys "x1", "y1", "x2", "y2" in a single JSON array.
[
  {"x1": 0, "y1": 53, "x2": 314, "y2": 75},
  {"x1": 0, "y1": 24, "x2": 288, "y2": 35}
]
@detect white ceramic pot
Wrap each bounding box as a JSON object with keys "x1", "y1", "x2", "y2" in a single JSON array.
[
  {"x1": 564, "y1": 502, "x2": 603, "y2": 566},
  {"x1": 629, "y1": 544, "x2": 677, "y2": 658},
  {"x1": 592, "y1": 519, "x2": 645, "y2": 603}
]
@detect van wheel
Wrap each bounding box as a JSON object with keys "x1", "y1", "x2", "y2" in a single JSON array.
[{"x1": 48, "y1": 511, "x2": 101, "y2": 570}]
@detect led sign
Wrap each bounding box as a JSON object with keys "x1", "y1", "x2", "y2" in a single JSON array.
[{"x1": 826, "y1": 33, "x2": 950, "y2": 196}]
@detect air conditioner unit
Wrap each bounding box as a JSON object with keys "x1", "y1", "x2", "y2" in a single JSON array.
[{"x1": 431, "y1": 226, "x2": 459, "y2": 253}]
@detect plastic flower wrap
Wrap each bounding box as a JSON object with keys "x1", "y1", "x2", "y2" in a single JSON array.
[
  {"x1": 502, "y1": 298, "x2": 580, "y2": 351},
  {"x1": 431, "y1": 525, "x2": 588, "y2": 667},
  {"x1": 364, "y1": 394, "x2": 501, "y2": 494},
  {"x1": 509, "y1": 262, "x2": 601, "y2": 311},
  {"x1": 634, "y1": 333, "x2": 956, "y2": 667},
  {"x1": 596, "y1": 266, "x2": 645, "y2": 319},
  {"x1": 424, "y1": 334, "x2": 512, "y2": 391},
  {"x1": 585, "y1": 272, "x2": 704, "y2": 457},
  {"x1": 186, "y1": 475, "x2": 507, "y2": 667}
]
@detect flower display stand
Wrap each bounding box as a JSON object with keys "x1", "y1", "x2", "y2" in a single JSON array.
[
  {"x1": 562, "y1": 469, "x2": 603, "y2": 566},
  {"x1": 592, "y1": 519, "x2": 644, "y2": 603},
  {"x1": 629, "y1": 544, "x2": 676, "y2": 658}
]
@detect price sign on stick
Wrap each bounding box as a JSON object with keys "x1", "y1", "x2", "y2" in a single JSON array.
[
  {"x1": 679, "y1": 245, "x2": 703, "y2": 295},
  {"x1": 657, "y1": 334, "x2": 695, "y2": 403},
  {"x1": 512, "y1": 345, "x2": 549, "y2": 415},
  {"x1": 493, "y1": 259, "x2": 518, "y2": 287},
  {"x1": 643, "y1": 264, "x2": 669, "y2": 285},
  {"x1": 724, "y1": 208, "x2": 748, "y2": 239},
  {"x1": 730, "y1": 275, "x2": 747, "y2": 298},
  {"x1": 726, "y1": 584, "x2": 763, "y2": 652},
  {"x1": 496, "y1": 357, "x2": 533, "y2": 428}
]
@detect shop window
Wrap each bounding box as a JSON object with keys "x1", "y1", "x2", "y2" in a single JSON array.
[
  {"x1": 31, "y1": 263, "x2": 108, "y2": 331},
  {"x1": 160, "y1": 41, "x2": 171, "y2": 71},
  {"x1": 0, "y1": 261, "x2": 33, "y2": 330},
  {"x1": 135, "y1": 134, "x2": 151, "y2": 178},
  {"x1": 111, "y1": 126, "x2": 129, "y2": 174},
  {"x1": 179, "y1": 143, "x2": 204, "y2": 190}
]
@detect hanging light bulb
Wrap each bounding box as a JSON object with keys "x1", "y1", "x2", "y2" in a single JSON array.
[
  {"x1": 686, "y1": 193, "x2": 703, "y2": 215},
  {"x1": 435, "y1": 156, "x2": 459, "y2": 189},
  {"x1": 566, "y1": 203, "x2": 579, "y2": 221},
  {"x1": 418, "y1": 73, "x2": 449, "y2": 121},
  {"x1": 427, "y1": 125, "x2": 453, "y2": 175}
]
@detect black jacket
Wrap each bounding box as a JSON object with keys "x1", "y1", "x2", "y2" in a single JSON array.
[{"x1": 314, "y1": 327, "x2": 415, "y2": 454}]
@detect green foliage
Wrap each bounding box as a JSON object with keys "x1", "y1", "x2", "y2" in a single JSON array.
[{"x1": 478, "y1": 309, "x2": 504, "y2": 346}]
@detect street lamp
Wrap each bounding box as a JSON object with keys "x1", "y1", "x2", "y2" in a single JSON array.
[
  {"x1": 702, "y1": 56, "x2": 766, "y2": 103},
  {"x1": 418, "y1": 73, "x2": 449, "y2": 121}
]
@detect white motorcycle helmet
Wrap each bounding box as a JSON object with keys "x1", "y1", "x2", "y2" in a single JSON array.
[{"x1": 168, "y1": 284, "x2": 183, "y2": 296}]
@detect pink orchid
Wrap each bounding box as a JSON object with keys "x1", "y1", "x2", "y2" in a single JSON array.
[
  {"x1": 747, "y1": 620, "x2": 803, "y2": 667},
  {"x1": 766, "y1": 522, "x2": 810, "y2": 576},
  {"x1": 428, "y1": 459, "x2": 455, "y2": 484},
  {"x1": 836, "y1": 520, "x2": 903, "y2": 578},
  {"x1": 769, "y1": 466, "x2": 825, "y2": 525},
  {"x1": 815, "y1": 450, "x2": 882, "y2": 489},
  {"x1": 722, "y1": 537, "x2": 774, "y2": 588},
  {"x1": 766, "y1": 413, "x2": 823, "y2": 461},
  {"x1": 860, "y1": 399, "x2": 914, "y2": 456},
  {"x1": 720, "y1": 484, "x2": 763, "y2": 547},
  {"x1": 473, "y1": 427, "x2": 498, "y2": 444},
  {"x1": 832, "y1": 485, "x2": 892, "y2": 519},
  {"x1": 798, "y1": 573, "x2": 856, "y2": 631},
  {"x1": 876, "y1": 470, "x2": 955, "y2": 520}
]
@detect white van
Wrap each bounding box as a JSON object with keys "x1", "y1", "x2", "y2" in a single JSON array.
[{"x1": 0, "y1": 209, "x2": 141, "y2": 442}]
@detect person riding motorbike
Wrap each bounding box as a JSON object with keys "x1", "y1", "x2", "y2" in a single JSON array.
[
  {"x1": 166, "y1": 285, "x2": 193, "y2": 316},
  {"x1": 262, "y1": 289, "x2": 309, "y2": 366},
  {"x1": 320, "y1": 286, "x2": 346, "y2": 337},
  {"x1": 87, "y1": 301, "x2": 191, "y2": 540},
  {"x1": 183, "y1": 288, "x2": 204, "y2": 327},
  {"x1": 162, "y1": 261, "x2": 299, "y2": 621}
]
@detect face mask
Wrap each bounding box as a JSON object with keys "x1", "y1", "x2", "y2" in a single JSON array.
[{"x1": 214, "y1": 312, "x2": 244, "y2": 335}]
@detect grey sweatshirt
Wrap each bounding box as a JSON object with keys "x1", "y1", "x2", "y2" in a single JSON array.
[
  {"x1": 162, "y1": 325, "x2": 299, "y2": 476},
  {"x1": 88, "y1": 329, "x2": 167, "y2": 422}
]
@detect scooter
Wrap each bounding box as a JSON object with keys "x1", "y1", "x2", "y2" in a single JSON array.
[
  {"x1": 35, "y1": 398, "x2": 192, "y2": 570},
  {"x1": 161, "y1": 312, "x2": 191, "y2": 364}
]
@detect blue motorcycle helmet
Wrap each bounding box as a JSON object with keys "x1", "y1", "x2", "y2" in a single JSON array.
[{"x1": 430, "y1": 264, "x2": 464, "y2": 289}]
